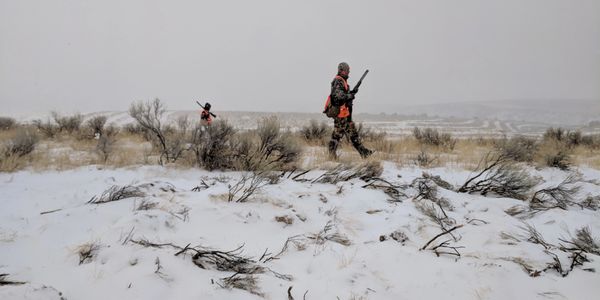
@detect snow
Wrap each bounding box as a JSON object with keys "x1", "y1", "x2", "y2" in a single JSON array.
[{"x1": 1, "y1": 164, "x2": 600, "y2": 299}]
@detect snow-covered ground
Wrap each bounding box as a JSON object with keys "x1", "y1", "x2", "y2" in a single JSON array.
[{"x1": 1, "y1": 163, "x2": 600, "y2": 299}]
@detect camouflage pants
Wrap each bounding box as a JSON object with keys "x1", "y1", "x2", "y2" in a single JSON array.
[{"x1": 328, "y1": 117, "x2": 372, "y2": 159}]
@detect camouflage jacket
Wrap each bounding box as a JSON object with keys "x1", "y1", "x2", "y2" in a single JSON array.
[{"x1": 330, "y1": 76, "x2": 354, "y2": 107}]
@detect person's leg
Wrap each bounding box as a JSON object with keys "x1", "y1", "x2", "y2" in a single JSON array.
[
  {"x1": 347, "y1": 121, "x2": 373, "y2": 158},
  {"x1": 328, "y1": 118, "x2": 344, "y2": 159}
]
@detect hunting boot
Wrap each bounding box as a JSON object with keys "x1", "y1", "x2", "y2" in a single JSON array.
[
  {"x1": 359, "y1": 147, "x2": 373, "y2": 159},
  {"x1": 350, "y1": 135, "x2": 373, "y2": 159}
]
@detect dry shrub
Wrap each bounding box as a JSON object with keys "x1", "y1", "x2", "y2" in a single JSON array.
[
  {"x1": 565, "y1": 227, "x2": 600, "y2": 255},
  {"x1": 190, "y1": 119, "x2": 237, "y2": 170},
  {"x1": 543, "y1": 127, "x2": 584, "y2": 148},
  {"x1": 219, "y1": 274, "x2": 263, "y2": 297},
  {"x1": 124, "y1": 122, "x2": 152, "y2": 140},
  {"x1": 566, "y1": 131, "x2": 582, "y2": 146},
  {"x1": 530, "y1": 173, "x2": 581, "y2": 211},
  {"x1": 581, "y1": 195, "x2": 600, "y2": 210},
  {"x1": 422, "y1": 172, "x2": 454, "y2": 191},
  {"x1": 300, "y1": 119, "x2": 328, "y2": 143},
  {"x1": 227, "y1": 172, "x2": 268, "y2": 202},
  {"x1": 233, "y1": 117, "x2": 301, "y2": 171},
  {"x1": 88, "y1": 184, "x2": 145, "y2": 204},
  {"x1": 188, "y1": 118, "x2": 299, "y2": 172},
  {"x1": 459, "y1": 151, "x2": 539, "y2": 200},
  {"x1": 313, "y1": 161, "x2": 383, "y2": 184},
  {"x1": 543, "y1": 127, "x2": 567, "y2": 142},
  {"x1": 275, "y1": 215, "x2": 294, "y2": 225},
  {"x1": 362, "y1": 177, "x2": 408, "y2": 202},
  {"x1": 2, "y1": 129, "x2": 39, "y2": 158},
  {"x1": 33, "y1": 119, "x2": 59, "y2": 138},
  {"x1": 306, "y1": 221, "x2": 352, "y2": 246},
  {"x1": 356, "y1": 122, "x2": 386, "y2": 142},
  {"x1": 412, "y1": 174, "x2": 454, "y2": 226},
  {"x1": 129, "y1": 99, "x2": 186, "y2": 164},
  {"x1": 253, "y1": 117, "x2": 301, "y2": 170},
  {"x1": 52, "y1": 112, "x2": 83, "y2": 133},
  {"x1": 96, "y1": 124, "x2": 119, "y2": 163},
  {"x1": 413, "y1": 127, "x2": 456, "y2": 150},
  {"x1": 1, "y1": 129, "x2": 39, "y2": 171},
  {"x1": 414, "y1": 148, "x2": 438, "y2": 167},
  {"x1": 0, "y1": 117, "x2": 16, "y2": 130},
  {"x1": 0, "y1": 274, "x2": 25, "y2": 285},
  {"x1": 76, "y1": 242, "x2": 101, "y2": 265},
  {"x1": 537, "y1": 140, "x2": 572, "y2": 170},
  {"x1": 415, "y1": 200, "x2": 455, "y2": 229},
  {"x1": 163, "y1": 115, "x2": 190, "y2": 163},
  {"x1": 496, "y1": 136, "x2": 538, "y2": 163},
  {"x1": 370, "y1": 138, "x2": 397, "y2": 155},
  {"x1": 85, "y1": 115, "x2": 107, "y2": 136},
  {"x1": 581, "y1": 134, "x2": 600, "y2": 149}
]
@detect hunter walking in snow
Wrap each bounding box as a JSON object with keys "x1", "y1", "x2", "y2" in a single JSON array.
[{"x1": 324, "y1": 62, "x2": 373, "y2": 159}]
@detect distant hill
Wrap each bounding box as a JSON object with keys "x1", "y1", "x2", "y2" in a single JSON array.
[{"x1": 394, "y1": 99, "x2": 600, "y2": 125}]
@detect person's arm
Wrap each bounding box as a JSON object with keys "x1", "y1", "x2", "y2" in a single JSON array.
[{"x1": 330, "y1": 78, "x2": 355, "y2": 106}]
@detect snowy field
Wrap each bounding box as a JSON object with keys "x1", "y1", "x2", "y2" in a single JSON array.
[{"x1": 1, "y1": 162, "x2": 600, "y2": 299}]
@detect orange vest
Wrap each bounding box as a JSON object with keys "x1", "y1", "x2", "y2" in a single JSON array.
[
  {"x1": 200, "y1": 110, "x2": 212, "y2": 125},
  {"x1": 333, "y1": 75, "x2": 350, "y2": 118}
]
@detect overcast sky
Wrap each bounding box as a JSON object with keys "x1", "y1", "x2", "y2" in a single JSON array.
[{"x1": 1, "y1": 0, "x2": 599, "y2": 117}]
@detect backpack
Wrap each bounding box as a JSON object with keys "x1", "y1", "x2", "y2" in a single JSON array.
[
  {"x1": 323, "y1": 96, "x2": 340, "y2": 118},
  {"x1": 322, "y1": 75, "x2": 348, "y2": 118}
]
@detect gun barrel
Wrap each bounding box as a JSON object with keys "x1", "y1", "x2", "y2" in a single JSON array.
[
  {"x1": 358, "y1": 69, "x2": 369, "y2": 82},
  {"x1": 354, "y1": 69, "x2": 369, "y2": 90}
]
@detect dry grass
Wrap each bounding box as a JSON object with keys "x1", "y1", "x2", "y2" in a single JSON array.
[
  {"x1": 571, "y1": 145, "x2": 600, "y2": 169},
  {"x1": 0, "y1": 128, "x2": 18, "y2": 141},
  {"x1": 301, "y1": 134, "x2": 600, "y2": 171},
  {"x1": 3, "y1": 121, "x2": 600, "y2": 172},
  {"x1": 301, "y1": 137, "x2": 497, "y2": 170},
  {"x1": 1, "y1": 130, "x2": 158, "y2": 172}
]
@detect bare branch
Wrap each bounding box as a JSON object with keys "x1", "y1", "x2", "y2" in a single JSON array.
[{"x1": 420, "y1": 225, "x2": 464, "y2": 251}]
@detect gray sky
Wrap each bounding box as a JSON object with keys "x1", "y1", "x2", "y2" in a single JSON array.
[{"x1": 1, "y1": 0, "x2": 599, "y2": 117}]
